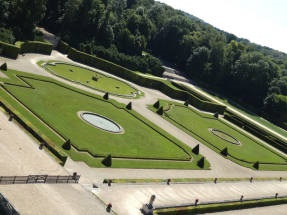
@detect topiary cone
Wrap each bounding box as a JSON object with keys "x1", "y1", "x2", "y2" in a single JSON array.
[
  {"x1": 103, "y1": 92, "x2": 109, "y2": 100},
  {"x1": 197, "y1": 157, "x2": 205, "y2": 168},
  {"x1": 156, "y1": 106, "x2": 164, "y2": 115},
  {"x1": 63, "y1": 139, "x2": 71, "y2": 150},
  {"x1": 153, "y1": 100, "x2": 160, "y2": 108},
  {"x1": 192, "y1": 144, "x2": 200, "y2": 155},
  {"x1": 221, "y1": 147, "x2": 228, "y2": 156},
  {"x1": 102, "y1": 154, "x2": 112, "y2": 167},
  {"x1": 126, "y1": 102, "x2": 132, "y2": 110},
  {"x1": 0, "y1": 62, "x2": 7, "y2": 71}
]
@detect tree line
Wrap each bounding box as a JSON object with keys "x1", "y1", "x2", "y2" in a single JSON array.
[{"x1": 1, "y1": 0, "x2": 287, "y2": 126}]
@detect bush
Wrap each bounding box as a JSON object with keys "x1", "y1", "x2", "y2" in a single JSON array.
[
  {"x1": 192, "y1": 144, "x2": 200, "y2": 155},
  {"x1": 153, "y1": 100, "x2": 160, "y2": 108},
  {"x1": 126, "y1": 102, "x2": 132, "y2": 110},
  {"x1": 57, "y1": 40, "x2": 70, "y2": 54},
  {"x1": 0, "y1": 41, "x2": 19, "y2": 59},
  {"x1": 221, "y1": 147, "x2": 228, "y2": 156},
  {"x1": 0, "y1": 62, "x2": 7, "y2": 71},
  {"x1": 253, "y1": 161, "x2": 260, "y2": 170},
  {"x1": 157, "y1": 106, "x2": 164, "y2": 115},
  {"x1": 62, "y1": 139, "x2": 71, "y2": 150},
  {"x1": 102, "y1": 154, "x2": 112, "y2": 167},
  {"x1": 103, "y1": 92, "x2": 109, "y2": 100},
  {"x1": 197, "y1": 157, "x2": 205, "y2": 168},
  {"x1": 18, "y1": 41, "x2": 53, "y2": 55}
]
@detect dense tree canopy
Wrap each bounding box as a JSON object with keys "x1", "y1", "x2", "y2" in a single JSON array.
[{"x1": 1, "y1": 0, "x2": 287, "y2": 125}]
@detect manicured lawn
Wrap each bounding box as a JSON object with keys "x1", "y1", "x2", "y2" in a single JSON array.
[
  {"x1": 150, "y1": 100, "x2": 287, "y2": 170},
  {"x1": 0, "y1": 70, "x2": 207, "y2": 169},
  {"x1": 42, "y1": 61, "x2": 141, "y2": 98}
]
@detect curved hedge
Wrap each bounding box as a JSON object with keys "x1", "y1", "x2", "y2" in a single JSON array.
[
  {"x1": 18, "y1": 41, "x2": 53, "y2": 55},
  {"x1": 56, "y1": 40, "x2": 70, "y2": 54},
  {"x1": 0, "y1": 41, "x2": 19, "y2": 59},
  {"x1": 67, "y1": 47, "x2": 226, "y2": 114}
]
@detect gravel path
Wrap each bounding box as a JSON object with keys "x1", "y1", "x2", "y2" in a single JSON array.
[{"x1": 0, "y1": 110, "x2": 110, "y2": 215}]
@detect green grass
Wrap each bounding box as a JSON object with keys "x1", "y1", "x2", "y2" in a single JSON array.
[
  {"x1": 41, "y1": 61, "x2": 141, "y2": 98},
  {"x1": 0, "y1": 69, "x2": 208, "y2": 169},
  {"x1": 149, "y1": 100, "x2": 287, "y2": 170}
]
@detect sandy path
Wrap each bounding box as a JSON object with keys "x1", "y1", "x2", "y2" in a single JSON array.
[{"x1": 0, "y1": 110, "x2": 110, "y2": 214}]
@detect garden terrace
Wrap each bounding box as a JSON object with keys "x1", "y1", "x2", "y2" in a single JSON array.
[
  {"x1": 149, "y1": 100, "x2": 287, "y2": 170},
  {"x1": 41, "y1": 61, "x2": 141, "y2": 98},
  {"x1": 0, "y1": 69, "x2": 207, "y2": 169}
]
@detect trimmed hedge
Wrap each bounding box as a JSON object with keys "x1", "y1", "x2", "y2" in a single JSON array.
[
  {"x1": 224, "y1": 110, "x2": 287, "y2": 153},
  {"x1": 57, "y1": 40, "x2": 70, "y2": 54},
  {"x1": 18, "y1": 41, "x2": 53, "y2": 55},
  {"x1": 67, "y1": 48, "x2": 226, "y2": 113},
  {"x1": 0, "y1": 41, "x2": 19, "y2": 59}
]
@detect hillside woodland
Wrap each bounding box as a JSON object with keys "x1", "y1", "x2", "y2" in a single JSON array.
[{"x1": 1, "y1": 0, "x2": 287, "y2": 126}]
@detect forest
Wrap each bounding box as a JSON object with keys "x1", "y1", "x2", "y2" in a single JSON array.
[{"x1": 1, "y1": 0, "x2": 287, "y2": 126}]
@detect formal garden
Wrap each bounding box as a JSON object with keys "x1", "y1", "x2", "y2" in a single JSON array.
[
  {"x1": 40, "y1": 61, "x2": 142, "y2": 98},
  {"x1": 150, "y1": 100, "x2": 287, "y2": 170},
  {"x1": 0, "y1": 68, "x2": 207, "y2": 169}
]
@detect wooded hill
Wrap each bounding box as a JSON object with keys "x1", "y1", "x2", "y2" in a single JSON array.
[{"x1": 1, "y1": 0, "x2": 287, "y2": 127}]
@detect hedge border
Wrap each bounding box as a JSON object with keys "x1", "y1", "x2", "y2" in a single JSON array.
[
  {"x1": 0, "y1": 41, "x2": 20, "y2": 59},
  {"x1": 17, "y1": 41, "x2": 53, "y2": 55}
]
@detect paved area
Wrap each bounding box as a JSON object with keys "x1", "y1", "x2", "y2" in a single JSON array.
[
  {"x1": 0, "y1": 110, "x2": 110, "y2": 214},
  {"x1": 96, "y1": 181, "x2": 287, "y2": 215}
]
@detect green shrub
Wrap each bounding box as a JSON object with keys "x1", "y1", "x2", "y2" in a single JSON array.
[
  {"x1": 197, "y1": 157, "x2": 205, "y2": 168},
  {"x1": 62, "y1": 139, "x2": 71, "y2": 150},
  {"x1": 0, "y1": 62, "x2": 7, "y2": 71},
  {"x1": 192, "y1": 144, "x2": 200, "y2": 155},
  {"x1": 18, "y1": 41, "x2": 53, "y2": 55},
  {"x1": 103, "y1": 92, "x2": 109, "y2": 100},
  {"x1": 126, "y1": 102, "x2": 132, "y2": 110},
  {"x1": 157, "y1": 106, "x2": 164, "y2": 115},
  {"x1": 102, "y1": 154, "x2": 112, "y2": 167},
  {"x1": 221, "y1": 147, "x2": 228, "y2": 156},
  {"x1": 153, "y1": 100, "x2": 160, "y2": 108},
  {"x1": 0, "y1": 41, "x2": 19, "y2": 59},
  {"x1": 57, "y1": 40, "x2": 70, "y2": 54},
  {"x1": 254, "y1": 161, "x2": 260, "y2": 170}
]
